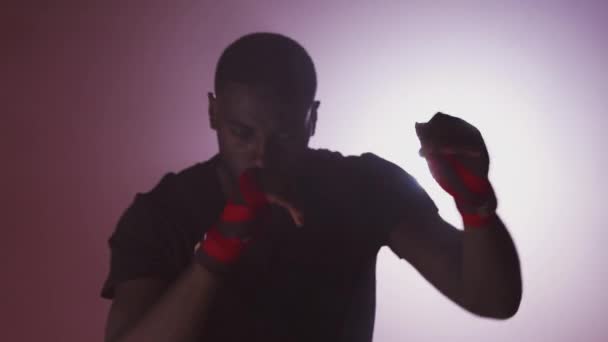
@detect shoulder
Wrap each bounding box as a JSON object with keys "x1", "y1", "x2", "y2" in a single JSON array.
[
  {"x1": 301, "y1": 148, "x2": 425, "y2": 208},
  {"x1": 304, "y1": 148, "x2": 373, "y2": 168},
  {"x1": 302, "y1": 149, "x2": 431, "y2": 244},
  {"x1": 115, "y1": 155, "x2": 223, "y2": 236},
  {"x1": 306, "y1": 148, "x2": 433, "y2": 213},
  {"x1": 306, "y1": 148, "x2": 411, "y2": 180},
  {"x1": 134, "y1": 155, "x2": 221, "y2": 210}
]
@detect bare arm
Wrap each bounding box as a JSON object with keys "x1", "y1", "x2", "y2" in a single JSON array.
[
  {"x1": 105, "y1": 165, "x2": 281, "y2": 342},
  {"x1": 105, "y1": 262, "x2": 219, "y2": 342},
  {"x1": 388, "y1": 211, "x2": 522, "y2": 319}
]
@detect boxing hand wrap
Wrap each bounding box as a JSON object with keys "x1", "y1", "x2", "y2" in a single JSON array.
[
  {"x1": 200, "y1": 203, "x2": 256, "y2": 264},
  {"x1": 427, "y1": 154, "x2": 497, "y2": 228},
  {"x1": 195, "y1": 169, "x2": 270, "y2": 273}
]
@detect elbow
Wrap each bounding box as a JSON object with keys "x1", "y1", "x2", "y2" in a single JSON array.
[
  {"x1": 486, "y1": 297, "x2": 521, "y2": 320},
  {"x1": 464, "y1": 281, "x2": 522, "y2": 320},
  {"x1": 476, "y1": 289, "x2": 522, "y2": 320},
  {"x1": 494, "y1": 276, "x2": 523, "y2": 319}
]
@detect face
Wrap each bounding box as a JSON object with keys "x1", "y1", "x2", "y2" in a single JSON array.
[{"x1": 209, "y1": 82, "x2": 320, "y2": 183}]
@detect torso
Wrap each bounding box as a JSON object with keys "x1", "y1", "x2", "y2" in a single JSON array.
[{"x1": 153, "y1": 149, "x2": 386, "y2": 341}]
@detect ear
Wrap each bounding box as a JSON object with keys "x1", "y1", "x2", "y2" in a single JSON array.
[
  {"x1": 308, "y1": 100, "x2": 320, "y2": 137},
  {"x1": 208, "y1": 92, "x2": 218, "y2": 130}
]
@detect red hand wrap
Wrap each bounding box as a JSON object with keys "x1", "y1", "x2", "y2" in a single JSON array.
[
  {"x1": 201, "y1": 202, "x2": 254, "y2": 264},
  {"x1": 238, "y1": 168, "x2": 269, "y2": 211},
  {"x1": 220, "y1": 202, "x2": 255, "y2": 222},
  {"x1": 460, "y1": 212, "x2": 496, "y2": 228},
  {"x1": 200, "y1": 225, "x2": 246, "y2": 264},
  {"x1": 427, "y1": 155, "x2": 496, "y2": 228},
  {"x1": 198, "y1": 169, "x2": 270, "y2": 266}
]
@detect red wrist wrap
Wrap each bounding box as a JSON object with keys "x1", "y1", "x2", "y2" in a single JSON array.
[
  {"x1": 201, "y1": 224, "x2": 247, "y2": 264},
  {"x1": 428, "y1": 155, "x2": 497, "y2": 228},
  {"x1": 198, "y1": 169, "x2": 270, "y2": 266},
  {"x1": 201, "y1": 202, "x2": 256, "y2": 264},
  {"x1": 220, "y1": 202, "x2": 256, "y2": 222}
]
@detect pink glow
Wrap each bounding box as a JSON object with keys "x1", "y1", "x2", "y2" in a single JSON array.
[{"x1": 3, "y1": 1, "x2": 607, "y2": 341}]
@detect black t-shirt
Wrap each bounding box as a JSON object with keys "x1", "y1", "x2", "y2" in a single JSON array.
[{"x1": 101, "y1": 149, "x2": 438, "y2": 342}]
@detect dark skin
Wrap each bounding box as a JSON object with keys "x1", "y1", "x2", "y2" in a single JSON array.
[
  {"x1": 208, "y1": 82, "x2": 320, "y2": 224},
  {"x1": 104, "y1": 84, "x2": 521, "y2": 342}
]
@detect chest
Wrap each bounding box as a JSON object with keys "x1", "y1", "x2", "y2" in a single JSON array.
[
  {"x1": 197, "y1": 184, "x2": 380, "y2": 341},
  {"x1": 205, "y1": 209, "x2": 378, "y2": 341}
]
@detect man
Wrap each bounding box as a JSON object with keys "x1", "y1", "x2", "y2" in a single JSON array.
[{"x1": 101, "y1": 32, "x2": 522, "y2": 342}]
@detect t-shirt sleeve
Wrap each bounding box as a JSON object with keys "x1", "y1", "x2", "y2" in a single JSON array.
[
  {"x1": 356, "y1": 153, "x2": 439, "y2": 246},
  {"x1": 100, "y1": 174, "x2": 182, "y2": 299}
]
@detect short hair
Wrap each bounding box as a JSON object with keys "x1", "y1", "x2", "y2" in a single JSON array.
[{"x1": 214, "y1": 32, "x2": 317, "y2": 103}]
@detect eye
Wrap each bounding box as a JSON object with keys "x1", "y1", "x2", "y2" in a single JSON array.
[
  {"x1": 230, "y1": 125, "x2": 253, "y2": 140},
  {"x1": 277, "y1": 132, "x2": 292, "y2": 141}
]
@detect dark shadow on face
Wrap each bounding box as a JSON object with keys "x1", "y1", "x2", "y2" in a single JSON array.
[{"x1": 209, "y1": 81, "x2": 320, "y2": 182}]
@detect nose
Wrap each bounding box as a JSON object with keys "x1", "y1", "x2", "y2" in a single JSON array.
[
  {"x1": 252, "y1": 136, "x2": 269, "y2": 168},
  {"x1": 252, "y1": 156, "x2": 265, "y2": 168},
  {"x1": 252, "y1": 136, "x2": 281, "y2": 169}
]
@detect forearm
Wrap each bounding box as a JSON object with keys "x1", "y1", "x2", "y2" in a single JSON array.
[
  {"x1": 112, "y1": 263, "x2": 220, "y2": 342},
  {"x1": 461, "y1": 214, "x2": 522, "y2": 318}
]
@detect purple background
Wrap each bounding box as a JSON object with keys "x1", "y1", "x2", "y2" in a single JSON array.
[{"x1": 3, "y1": 1, "x2": 607, "y2": 341}]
